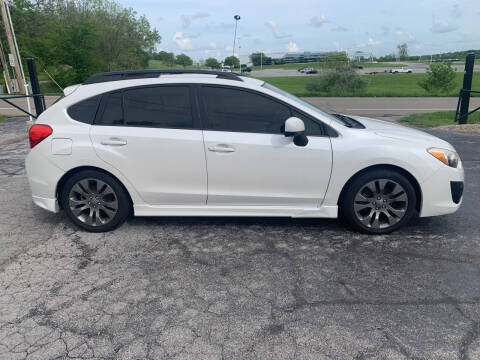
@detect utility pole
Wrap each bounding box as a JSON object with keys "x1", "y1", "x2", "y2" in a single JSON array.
[
  {"x1": 0, "y1": 39, "x2": 12, "y2": 93},
  {"x1": 233, "y1": 15, "x2": 240, "y2": 72},
  {"x1": 0, "y1": 0, "x2": 25, "y2": 94}
]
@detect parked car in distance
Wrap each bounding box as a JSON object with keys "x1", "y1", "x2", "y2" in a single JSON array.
[
  {"x1": 219, "y1": 65, "x2": 231, "y2": 72},
  {"x1": 299, "y1": 67, "x2": 317, "y2": 74},
  {"x1": 26, "y1": 69, "x2": 464, "y2": 234},
  {"x1": 352, "y1": 65, "x2": 364, "y2": 69},
  {"x1": 390, "y1": 66, "x2": 413, "y2": 73},
  {"x1": 242, "y1": 67, "x2": 252, "y2": 73},
  {"x1": 297, "y1": 67, "x2": 307, "y2": 72}
]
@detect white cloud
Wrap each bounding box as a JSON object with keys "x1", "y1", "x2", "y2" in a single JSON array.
[
  {"x1": 286, "y1": 41, "x2": 299, "y2": 52},
  {"x1": 331, "y1": 25, "x2": 349, "y2": 32},
  {"x1": 394, "y1": 29, "x2": 415, "y2": 41},
  {"x1": 205, "y1": 22, "x2": 234, "y2": 31},
  {"x1": 310, "y1": 15, "x2": 327, "y2": 27},
  {"x1": 173, "y1": 32, "x2": 193, "y2": 50},
  {"x1": 358, "y1": 38, "x2": 381, "y2": 48},
  {"x1": 180, "y1": 15, "x2": 191, "y2": 29},
  {"x1": 192, "y1": 12, "x2": 209, "y2": 20},
  {"x1": 208, "y1": 42, "x2": 217, "y2": 50},
  {"x1": 431, "y1": 17, "x2": 458, "y2": 34},
  {"x1": 452, "y1": 3, "x2": 461, "y2": 17},
  {"x1": 181, "y1": 12, "x2": 209, "y2": 29},
  {"x1": 265, "y1": 20, "x2": 291, "y2": 39}
]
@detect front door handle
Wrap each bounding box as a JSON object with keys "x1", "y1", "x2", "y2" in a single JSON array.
[
  {"x1": 101, "y1": 137, "x2": 127, "y2": 146},
  {"x1": 208, "y1": 145, "x2": 236, "y2": 153}
]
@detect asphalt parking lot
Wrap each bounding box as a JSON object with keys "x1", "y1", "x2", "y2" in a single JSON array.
[{"x1": 0, "y1": 118, "x2": 479, "y2": 359}]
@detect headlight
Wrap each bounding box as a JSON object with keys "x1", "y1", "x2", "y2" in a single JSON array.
[{"x1": 427, "y1": 148, "x2": 459, "y2": 168}]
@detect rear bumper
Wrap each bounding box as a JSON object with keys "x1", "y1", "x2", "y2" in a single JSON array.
[
  {"x1": 32, "y1": 196, "x2": 60, "y2": 213},
  {"x1": 419, "y1": 163, "x2": 464, "y2": 217},
  {"x1": 25, "y1": 148, "x2": 64, "y2": 213}
]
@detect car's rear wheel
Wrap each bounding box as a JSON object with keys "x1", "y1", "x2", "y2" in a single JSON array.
[
  {"x1": 61, "y1": 170, "x2": 130, "y2": 232},
  {"x1": 340, "y1": 169, "x2": 417, "y2": 234}
]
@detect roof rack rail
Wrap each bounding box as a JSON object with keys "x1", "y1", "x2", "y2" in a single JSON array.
[{"x1": 83, "y1": 69, "x2": 243, "y2": 85}]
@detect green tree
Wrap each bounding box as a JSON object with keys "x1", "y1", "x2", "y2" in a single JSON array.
[
  {"x1": 10, "y1": 0, "x2": 161, "y2": 86},
  {"x1": 205, "y1": 57, "x2": 220, "y2": 69},
  {"x1": 250, "y1": 52, "x2": 268, "y2": 66},
  {"x1": 175, "y1": 53, "x2": 193, "y2": 68},
  {"x1": 398, "y1": 43, "x2": 408, "y2": 60},
  {"x1": 155, "y1": 51, "x2": 175, "y2": 65},
  {"x1": 418, "y1": 63, "x2": 456, "y2": 95},
  {"x1": 224, "y1": 56, "x2": 239, "y2": 68}
]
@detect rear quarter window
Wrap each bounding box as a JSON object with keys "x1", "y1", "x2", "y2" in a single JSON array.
[{"x1": 67, "y1": 95, "x2": 102, "y2": 124}]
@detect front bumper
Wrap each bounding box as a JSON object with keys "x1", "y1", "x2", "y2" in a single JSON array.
[{"x1": 419, "y1": 163, "x2": 464, "y2": 217}]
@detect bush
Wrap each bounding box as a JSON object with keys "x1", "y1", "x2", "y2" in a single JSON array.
[
  {"x1": 306, "y1": 67, "x2": 369, "y2": 95},
  {"x1": 418, "y1": 63, "x2": 456, "y2": 95}
]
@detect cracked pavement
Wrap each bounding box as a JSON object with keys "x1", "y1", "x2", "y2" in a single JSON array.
[{"x1": 0, "y1": 118, "x2": 479, "y2": 359}]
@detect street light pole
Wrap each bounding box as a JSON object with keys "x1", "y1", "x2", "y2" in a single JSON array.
[{"x1": 233, "y1": 15, "x2": 240, "y2": 72}]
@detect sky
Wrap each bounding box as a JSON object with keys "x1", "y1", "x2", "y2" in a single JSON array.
[{"x1": 118, "y1": 0, "x2": 479, "y2": 61}]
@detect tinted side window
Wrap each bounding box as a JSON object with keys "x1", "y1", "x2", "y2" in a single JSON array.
[
  {"x1": 97, "y1": 92, "x2": 123, "y2": 125},
  {"x1": 124, "y1": 86, "x2": 193, "y2": 128},
  {"x1": 67, "y1": 95, "x2": 101, "y2": 124},
  {"x1": 201, "y1": 86, "x2": 290, "y2": 133},
  {"x1": 292, "y1": 110, "x2": 324, "y2": 136}
]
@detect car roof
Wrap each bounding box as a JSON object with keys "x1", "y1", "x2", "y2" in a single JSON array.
[{"x1": 64, "y1": 73, "x2": 265, "y2": 99}]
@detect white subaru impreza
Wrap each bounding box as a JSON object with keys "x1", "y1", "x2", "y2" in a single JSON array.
[{"x1": 25, "y1": 70, "x2": 464, "y2": 233}]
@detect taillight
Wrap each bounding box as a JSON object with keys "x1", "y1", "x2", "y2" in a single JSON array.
[{"x1": 29, "y1": 124, "x2": 53, "y2": 148}]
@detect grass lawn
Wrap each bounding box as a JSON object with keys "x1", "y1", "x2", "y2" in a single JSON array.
[
  {"x1": 250, "y1": 61, "x2": 405, "y2": 71},
  {"x1": 0, "y1": 115, "x2": 7, "y2": 123},
  {"x1": 399, "y1": 111, "x2": 480, "y2": 127},
  {"x1": 258, "y1": 72, "x2": 480, "y2": 97}
]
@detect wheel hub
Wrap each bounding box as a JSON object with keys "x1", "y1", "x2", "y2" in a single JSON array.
[
  {"x1": 353, "y1": 179, "x2": 408, "y2": 229},
  {"x1": 68, "y1": 178, "x2": 119, "y2": 227}
]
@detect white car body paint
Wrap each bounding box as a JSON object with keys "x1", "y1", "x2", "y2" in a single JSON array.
[{"x1": 25, "y1": 74, "x2": 464, "y2": 222}]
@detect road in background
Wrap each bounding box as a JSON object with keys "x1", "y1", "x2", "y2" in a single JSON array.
[
  {"x1": 1, "y1": 96, "x2": 479, "y2": 121},
  {"x1": 251, "y1": 62, "x2": 480, "y2": 77},
  {"x1": 304, "y1": 97, "x2": 480, "y2": 121}
]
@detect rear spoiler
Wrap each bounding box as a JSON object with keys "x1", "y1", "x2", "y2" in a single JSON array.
[{"x1": 63, "y1": 84, "x2": 81, "y2": 96}]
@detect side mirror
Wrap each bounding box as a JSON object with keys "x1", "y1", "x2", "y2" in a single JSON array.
[{"x1": 284, "y1": 117, "x2": 308, "y2": 147}]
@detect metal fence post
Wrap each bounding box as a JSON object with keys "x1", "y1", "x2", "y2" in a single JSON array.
[
  {"x1": 25, "y1": 55, "x2": 45, "y2": 116},
  {"x1": 459, "y1": 53, "x2": 475, "y2": 124}
]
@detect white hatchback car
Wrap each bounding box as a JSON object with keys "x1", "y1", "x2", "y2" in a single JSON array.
[{"x1": 26, "y1": 70, "x2": 464, "y2": 233}]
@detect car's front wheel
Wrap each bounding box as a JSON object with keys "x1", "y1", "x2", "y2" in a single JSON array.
[
  {"x1": 61, "y1": 170, "x2": 130, "y2": 232},
  {"x1": 340, "y1": 169, "x2": 417, "y2": 234}
]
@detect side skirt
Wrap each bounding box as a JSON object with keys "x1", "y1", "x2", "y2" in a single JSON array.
[{"x1": 133, "y1": 204, "x2": 338, "y2": 218}]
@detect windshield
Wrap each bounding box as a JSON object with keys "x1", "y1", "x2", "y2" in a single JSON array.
[{"x1": 262, "y1": 82, "x2": 344, "y2": 125}]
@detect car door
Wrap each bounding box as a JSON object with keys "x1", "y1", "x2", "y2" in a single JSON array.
[
  {"x1": 90, "y1": 85, "x2": 207, "y2": 205},
  {"x1": 199, "y1": 85, "x2": 332, "y2": 207}
]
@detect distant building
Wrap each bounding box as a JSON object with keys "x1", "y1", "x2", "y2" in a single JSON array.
[
  {"x1": 282, "y1": 52, "x2": 327, "y2": 63},
  {"x1": 239, "y1": 51, "x2": 345, "y2": 67}
]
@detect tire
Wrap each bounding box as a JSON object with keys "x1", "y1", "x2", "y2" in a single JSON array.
[
  {"x1": 61, "y1": 170, "x2": 131, "y2": 232},
  {"x1": 340, "y1": 169, "x2": 417, "y2": 234}
]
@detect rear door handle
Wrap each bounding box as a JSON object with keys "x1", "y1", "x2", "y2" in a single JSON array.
[
  {"x1": 208, "y1": 145, "x2": 236, "y2": 153},
  {"x1": 101, "y1": 137, "x2": 127, "y2": 146}
]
